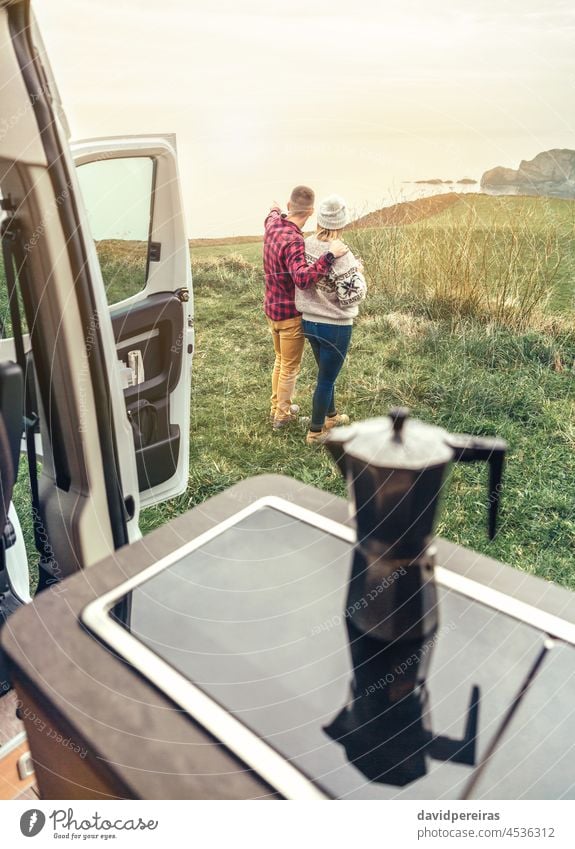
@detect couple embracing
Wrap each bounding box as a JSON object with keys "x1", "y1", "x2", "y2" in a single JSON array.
[{"x1": 263, "y1": 185, "x2": 367, "y2": 445}]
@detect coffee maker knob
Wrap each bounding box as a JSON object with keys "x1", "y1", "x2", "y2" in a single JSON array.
[{"x1": 390, "y1": 407, "x2": 410, "y2": 439}]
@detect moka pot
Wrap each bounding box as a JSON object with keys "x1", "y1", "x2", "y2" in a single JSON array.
[{"x1": 326, "y1": 408, "x2": 507, "y2": 642}]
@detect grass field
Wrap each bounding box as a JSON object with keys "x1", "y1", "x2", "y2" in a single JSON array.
[
  {"x1": 189, "y1": 194, "x2": 575, "y2": 319},
  {"x1": 139, "y1": 239, "x2": 575, "y2": 591},
  {"x1": 3, "y1": 193, "x2": 575, "y2": 591}
]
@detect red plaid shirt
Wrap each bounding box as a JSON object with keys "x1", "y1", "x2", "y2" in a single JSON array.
[{"x1": 263, "y1": 209, "x2": 334, "y2": 320}]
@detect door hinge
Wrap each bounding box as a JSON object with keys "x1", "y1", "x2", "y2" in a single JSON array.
[{"x1": 176, "y1": 287, "x2": 190, "y2": 303}]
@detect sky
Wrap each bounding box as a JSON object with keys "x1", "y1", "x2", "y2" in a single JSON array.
[{"x1": 34, "y1": 0, "x2": 575, "y2": 237}]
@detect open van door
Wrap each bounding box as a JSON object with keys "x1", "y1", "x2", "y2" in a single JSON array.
[
  {"x1": 0, "y1": 7, "x2": 192, "y2": 593},
  {"x1": 71, "y1": 136, "x2": 194, "y2": 508}
]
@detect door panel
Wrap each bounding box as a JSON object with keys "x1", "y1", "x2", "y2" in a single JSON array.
[
  {"x1": 71, "y1": 136, "x2": 194, "y2": 508},
  {"x1": 110, "y1": 292, "x2": 184, "y2": 491},
  {"x1": 112, "y1": 293, "x2": 185, "y2": 401}
]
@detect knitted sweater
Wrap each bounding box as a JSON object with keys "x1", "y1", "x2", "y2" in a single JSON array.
[{"x1": 295, "y1": 235, "x2": 367, "y2": 325}]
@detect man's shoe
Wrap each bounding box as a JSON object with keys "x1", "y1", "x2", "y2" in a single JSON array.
[
  {"x1": 272, "y1": 404, "x2": 300, "y2": 430},
  {"x1": 324, "y1": 412, "x2": 350, "y2": 429},
  {"x1": 305, "y1": 428, "x2": 330, "y2": 446}
]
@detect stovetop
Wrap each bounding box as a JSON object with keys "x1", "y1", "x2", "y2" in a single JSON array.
[{"x1": 108, "y1": 505, "x2": 571, "y2": 799}]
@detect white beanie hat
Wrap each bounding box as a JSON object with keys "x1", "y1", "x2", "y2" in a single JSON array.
[{"x1": 317, "y1": 194, "x2": 349, "y2": 230}]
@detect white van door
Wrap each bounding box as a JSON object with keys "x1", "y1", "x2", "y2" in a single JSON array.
[{"x1": 71, "y1": 136, "x2": 194, "y2": 508}]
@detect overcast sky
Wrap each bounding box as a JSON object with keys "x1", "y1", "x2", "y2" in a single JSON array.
[{"x1": 35, "y1": 0, "x2": 575, "y2": 237}]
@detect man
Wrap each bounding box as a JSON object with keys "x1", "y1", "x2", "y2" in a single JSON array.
[{"x1": 263, "y1": 185, "x2": 348, "y2": 429}]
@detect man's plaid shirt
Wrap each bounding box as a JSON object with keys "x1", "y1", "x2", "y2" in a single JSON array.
[{"x1": 263, "y1": 208, "x2": 334, "y2": 321}]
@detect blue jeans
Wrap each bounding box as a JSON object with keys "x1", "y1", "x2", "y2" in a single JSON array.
[{"x1": 302, "y1": 320, "x2": 352, "y2": 430}]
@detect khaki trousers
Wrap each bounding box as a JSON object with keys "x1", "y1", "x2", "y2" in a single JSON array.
[{"x1": 267, "y1": 315, "x2": 305, "y2": 421}]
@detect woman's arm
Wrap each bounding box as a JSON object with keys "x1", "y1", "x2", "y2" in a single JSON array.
[
  {"x1": 330, "y1": 252, "x2": 367, "y2": 306},
  {"x1": 336, "y1": 269, "x2": 367, "y2": 306},
  {"x1": 284, "y1": 236, "x2": 334, "y2": 289}
]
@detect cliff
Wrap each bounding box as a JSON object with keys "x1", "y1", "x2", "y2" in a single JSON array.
[{"x1": 481, "y1": 149, "x2": 575, "y2": 197}]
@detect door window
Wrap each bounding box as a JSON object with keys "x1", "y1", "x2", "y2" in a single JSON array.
[{"x1": 76, "y1": 157, "x2": 154, "y2": 304}]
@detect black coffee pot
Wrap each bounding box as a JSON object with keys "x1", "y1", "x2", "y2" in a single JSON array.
[{"x1": 326, "y1": 408, "x2": 507, "y2": 642}]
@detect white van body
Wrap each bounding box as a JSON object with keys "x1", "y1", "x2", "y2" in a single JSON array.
[{"x1": 0, "y1": 0, "x2": 194, "y2": 603}]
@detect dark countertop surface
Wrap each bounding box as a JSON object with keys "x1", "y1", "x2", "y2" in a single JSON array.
[{"x1": 2, "y1": 475, "x2": 575, "y2": 799}]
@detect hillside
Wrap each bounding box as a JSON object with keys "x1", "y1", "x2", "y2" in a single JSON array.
[
  {"x1": 347, "y1": 192, "x2": 463, "y2": 228},
  {"x1": 189, "y1": 191, "x2": 575, "y2": 245},
  {"x1": 392, "y1": 193, "x2": 575, "y2": 231},
  {"x1": 187, "y1": 194, "x2": 575, "y2": 267},
  {"x1": 190, "y1": 234, "x2": 263, "y2": 248}
]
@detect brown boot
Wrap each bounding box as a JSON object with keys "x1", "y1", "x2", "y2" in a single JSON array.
[
  {"x1": 306, "y1": 428, "x2": 330, "y2": 446},
  {"x1": 272, "y1": 404, "x2": 300, "y2": 430},
  {"x1": 325, "y1": 413, "x2": 350, "y2": 429}
]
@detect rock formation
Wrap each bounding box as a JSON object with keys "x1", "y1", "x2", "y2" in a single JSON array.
[{"x1": 481, "y1": 149, "x2": 575, "y2": 197}]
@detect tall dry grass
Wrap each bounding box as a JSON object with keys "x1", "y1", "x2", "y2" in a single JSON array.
[
  {"x1": 191, "y1": 252, "x2": 258, "y2": 284},
  {"x1": 348, "y1": 205, "x2": 565, "y2": 330}
]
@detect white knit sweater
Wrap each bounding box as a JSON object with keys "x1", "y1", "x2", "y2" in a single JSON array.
[{"x1": 295, "y1": 235, "x2": 367, "y2": 325}]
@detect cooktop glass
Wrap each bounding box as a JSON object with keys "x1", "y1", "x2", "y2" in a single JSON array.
[{"x1": 108, "y1": 505, "x2": 545, "y2": 799}]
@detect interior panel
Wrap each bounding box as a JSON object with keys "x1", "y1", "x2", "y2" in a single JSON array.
[{"x1": 111, "y1": 291, "x2": 184, "y2": 491}]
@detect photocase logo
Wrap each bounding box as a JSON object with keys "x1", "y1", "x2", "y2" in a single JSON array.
[
  {"x1": 20, "y1": 809, "x2": 46, "y2": 837},
  {"x1": 18, "y1": 805, "x2": 159, "y2": 840}
]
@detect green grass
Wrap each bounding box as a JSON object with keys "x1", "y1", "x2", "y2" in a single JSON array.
[
  {"x1": 93, "y1": 240, "x2": 148, "y2": 304},
  {"x1": 410, "y1": 193, "x2": 575, "y2": 231},
  {"x1": 191, "y1": 240, "x2": 263, "y2": 265},
  {"x1": 348, "y1": 196, "x2": 575, "y2": 325},
  {"x1": 139, "y1": 250, "x2": 575, "y2": 590}
]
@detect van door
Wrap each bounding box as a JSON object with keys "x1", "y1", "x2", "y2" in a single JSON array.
[{"x1": 71, "y1": 136, "x2": 194, "y2": 507}]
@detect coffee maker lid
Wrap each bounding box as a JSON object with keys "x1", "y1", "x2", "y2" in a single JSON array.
[{"x1": 327, "y1": 408, "x2": 454, "y2": 470}]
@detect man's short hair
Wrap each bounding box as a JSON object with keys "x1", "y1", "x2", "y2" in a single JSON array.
[{"x1": 290, "y1": 185, "x2": 314, "y2": 213}]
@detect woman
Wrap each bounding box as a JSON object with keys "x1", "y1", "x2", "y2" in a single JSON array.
[{"x1": 296, "y1": 194, "x2": 367, "y2": 445}]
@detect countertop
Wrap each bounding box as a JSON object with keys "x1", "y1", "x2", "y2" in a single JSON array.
[{"x1": 2, "y1": 475, "x2": 575, "y2": 799}]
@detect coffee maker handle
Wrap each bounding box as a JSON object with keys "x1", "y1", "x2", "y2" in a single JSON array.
[{"x1": 445, "y1": 435, "x2": 507, "y2": 539}]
